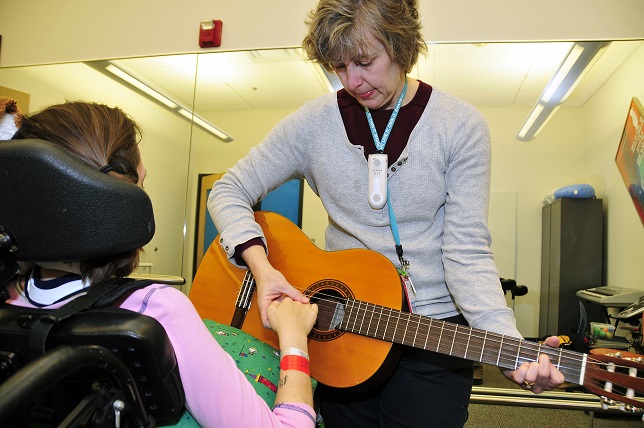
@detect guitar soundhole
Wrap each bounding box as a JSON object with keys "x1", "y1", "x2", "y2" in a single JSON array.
[{"x1": 306, "y1": 279, "x2": 353, "y2": 342}]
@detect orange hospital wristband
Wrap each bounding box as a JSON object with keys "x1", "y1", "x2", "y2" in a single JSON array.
[{"x1": 280, "y1": 355, "x2": 310, "y2": 375}]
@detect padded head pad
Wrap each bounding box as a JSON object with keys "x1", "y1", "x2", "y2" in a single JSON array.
[{"x1": 0, "y1": 139, "x2": 155, "y2": 261}]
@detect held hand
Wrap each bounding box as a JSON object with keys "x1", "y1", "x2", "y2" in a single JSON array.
[
  {"x1": 501, "y1": 336, "x2": 566, "y2": 394},
  {"x1": 270, "y1": 297, "x2": 318, "y2": 408},
  {"x1": 255, "y1": 267, "x2": 310, "y2": 329},
  {"x1": 267, "y1": 297, "x2": 318, "y2": 340},
  {"x1": 241, "y1": 245, "x2": 309, "y2": 329}
]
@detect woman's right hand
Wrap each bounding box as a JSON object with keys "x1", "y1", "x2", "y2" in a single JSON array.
[{"x1": 241, "y1": 245, "x2": 309, "y2": 329}]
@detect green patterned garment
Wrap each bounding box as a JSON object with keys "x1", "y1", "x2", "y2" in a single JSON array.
[{"x1": 165, "y1": 319, "x2": 317, "y2": 427}]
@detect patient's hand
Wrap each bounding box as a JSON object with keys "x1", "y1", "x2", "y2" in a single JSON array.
[{"x1": 267, "y1": 297, "x2": 318, "y2": 343}]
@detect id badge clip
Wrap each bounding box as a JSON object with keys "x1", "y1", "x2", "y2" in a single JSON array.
[{"x1": 398, "y1": 264, "x2": 417, "y2": 313}]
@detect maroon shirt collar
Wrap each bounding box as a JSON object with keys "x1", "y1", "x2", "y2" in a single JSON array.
[{"x1": 338, "y1": 81, "x2": 432, "y2": 161}]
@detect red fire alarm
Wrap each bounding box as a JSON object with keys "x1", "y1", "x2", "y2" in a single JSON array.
[{"x1": 199, "y1": 19, "x2": 222, "y2": 48}]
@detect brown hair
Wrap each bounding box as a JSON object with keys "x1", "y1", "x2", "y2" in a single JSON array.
[
  {"x1": 14, "y1": 101, "x2": 144, "y2": 286},
  {"x1": 302, "y1": 0, "x2": 427, "y2": 74}
]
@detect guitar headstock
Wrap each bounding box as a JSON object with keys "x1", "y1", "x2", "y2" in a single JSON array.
[{"x1": 584, "y1": 352, "x2": 644, "y2": 411}]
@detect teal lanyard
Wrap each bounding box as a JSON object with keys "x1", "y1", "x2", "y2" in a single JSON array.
[
  {"x1": 365, "y1": 77, "x2": 408, "y2": 152},
  {"x1": 364, "y1": 77, "x2": 409, "y2": 271}
]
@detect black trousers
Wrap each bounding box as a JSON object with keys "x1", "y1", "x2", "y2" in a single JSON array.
[{"x1": 317, "y1": 315, "x2": 474, "y2": 428}]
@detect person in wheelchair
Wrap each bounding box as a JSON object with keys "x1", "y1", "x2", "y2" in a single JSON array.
[{"x1": 3, "y1": 101, "x2": 319, "y2": 427}]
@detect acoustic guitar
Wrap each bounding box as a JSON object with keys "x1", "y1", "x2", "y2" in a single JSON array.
[{"x1": 190, "y1": 211, "x2": 644, "y2": 409}]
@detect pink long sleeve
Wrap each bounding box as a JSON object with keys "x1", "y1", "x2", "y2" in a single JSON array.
[
  {"x1": 119, "y1": 285, "x2": 315, "y2": 428},
  {"x1": 6, "y1": 282, "x2": 314, "y2": 428}
]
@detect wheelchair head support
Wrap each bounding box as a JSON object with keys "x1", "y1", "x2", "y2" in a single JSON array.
[
  {"x1": 0, "y1": 139, "x2": 184, "y2": 427},
  {"x1": 0, "y1": 138, "x2": 155, "y2": 288}
]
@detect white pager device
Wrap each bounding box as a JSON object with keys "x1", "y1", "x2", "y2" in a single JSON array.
[{"x1": 368, "y1": 153, "x2": 388, "y2": 209}]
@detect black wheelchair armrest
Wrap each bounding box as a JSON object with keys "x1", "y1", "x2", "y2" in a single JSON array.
[
  {"x1": 0, "y1": 345, "x2": 150, "y2": 427},
  {"x1": 0, "y1": 306, "x2": 185, "y2": 426}
]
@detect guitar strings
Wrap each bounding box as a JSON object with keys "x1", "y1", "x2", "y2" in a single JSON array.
[
  {"x1": 234, "y1": 284, "x2": 643, "y2": 397},
  {"x1": 309, "y1": 292, "x2": 580, "y2": 378},
  {"x1": 334, "y1": 296, "x2": 644, "y2": 397},
  {"x1": 294, "y1": 288, "x2": 643, "y2": 392}
]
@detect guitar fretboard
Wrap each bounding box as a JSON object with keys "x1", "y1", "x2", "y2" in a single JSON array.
[
  {"x1": 233, "y1": 269, "x2": 586, "y2": 385},
  {"x1": 339, "y1": 299, "x2": 586, "y2": 384}
]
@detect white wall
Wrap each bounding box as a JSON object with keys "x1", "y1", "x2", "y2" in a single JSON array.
[
  {"x1": 481, "y1": 106, "x2": 586, "y2": 335},
  {"x1": 477, "y1": 44, "x2": 644, "y2": 336},
  {"x1": 583, "y1": 43, "x2": 644, "y2": 289},
  {"x1": 1, "y1": 0, "x2": 643, "y2": 66}
]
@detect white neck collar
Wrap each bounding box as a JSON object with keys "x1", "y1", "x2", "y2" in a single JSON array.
[{"x1": 26, "y1": 264, "x2": 89, "y2": 307}]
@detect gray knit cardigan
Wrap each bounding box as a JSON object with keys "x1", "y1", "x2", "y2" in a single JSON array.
[{"x1": 209, "y1": 88, "x2": 521, "y2": 339}]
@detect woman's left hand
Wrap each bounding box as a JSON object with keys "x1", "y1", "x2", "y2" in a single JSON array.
[{"x1": 501, "y1": 336, "x2": 566, "y2": 394}]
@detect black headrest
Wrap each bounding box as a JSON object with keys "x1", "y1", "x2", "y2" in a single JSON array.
[{"x1": 0, "y1": 139, "x2": 155, "y2": 261}]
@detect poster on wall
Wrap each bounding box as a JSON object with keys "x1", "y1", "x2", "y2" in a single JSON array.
[
  {"x1": 194, "y1": 173, "x2": 304, "y2": 276},
  {"x1": 615, "y1": 97, "x2": 644, "y2": 226}
]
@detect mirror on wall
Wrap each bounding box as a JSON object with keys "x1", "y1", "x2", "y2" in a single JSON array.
[
  {"x1": 0, "y1": 56, "x2": 198, "y2": 283},
  {"x1": 0, "y1": 40, "x2": 641, "y2": 300}
]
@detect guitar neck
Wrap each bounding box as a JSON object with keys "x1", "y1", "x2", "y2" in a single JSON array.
[{"x1": 339, "y1": 299, "x2": 586, "y2": 385}]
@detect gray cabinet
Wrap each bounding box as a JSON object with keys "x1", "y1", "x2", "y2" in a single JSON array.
[{"x1": 539, "y1": 198, "x2": 603, "y2": 338}]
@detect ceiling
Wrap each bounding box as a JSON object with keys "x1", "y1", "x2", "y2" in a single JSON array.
[{"x1": 106, "y1": 40, "x2": 642, "y2": 115}]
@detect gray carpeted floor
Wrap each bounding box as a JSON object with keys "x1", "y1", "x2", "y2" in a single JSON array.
[{"x1": 465, "y1": 364, "x2": 643, "y2": 428}]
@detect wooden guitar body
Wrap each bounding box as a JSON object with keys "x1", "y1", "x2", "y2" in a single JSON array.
[
  {"x1": 190, "y1": 211, "x2": 404, "y2": 388},
  {"x1": 191, "y1": 212, "x2": 644, "y2": 410}
]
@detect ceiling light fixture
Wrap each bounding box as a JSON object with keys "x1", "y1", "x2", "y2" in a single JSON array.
[
  {"x1": 90, "y1": 61, "x2": 234, "y2": 142},
  {"x1": 516, "y1": 41, "x2": 610, "y2": 142},
  {"x1": 177, "y1": 109, "x2": 232, "y2": 141},
  {"x1": 105, "y1": 64, "x2": 178, "y2": 109}
]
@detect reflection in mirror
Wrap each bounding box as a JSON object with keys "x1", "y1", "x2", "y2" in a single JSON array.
[
  {"x1": 0, "y1": 56, "x2": 199, "y2": 283},
  {"x1": 86, "y1": 58, "x2": 234, "y2": 142},
  {"x1": 0, "y1": 40, "x2": 641, "y2": 298},
  {"x1": 182, "y1": 40, "x2": 642, "y2": 290}
]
